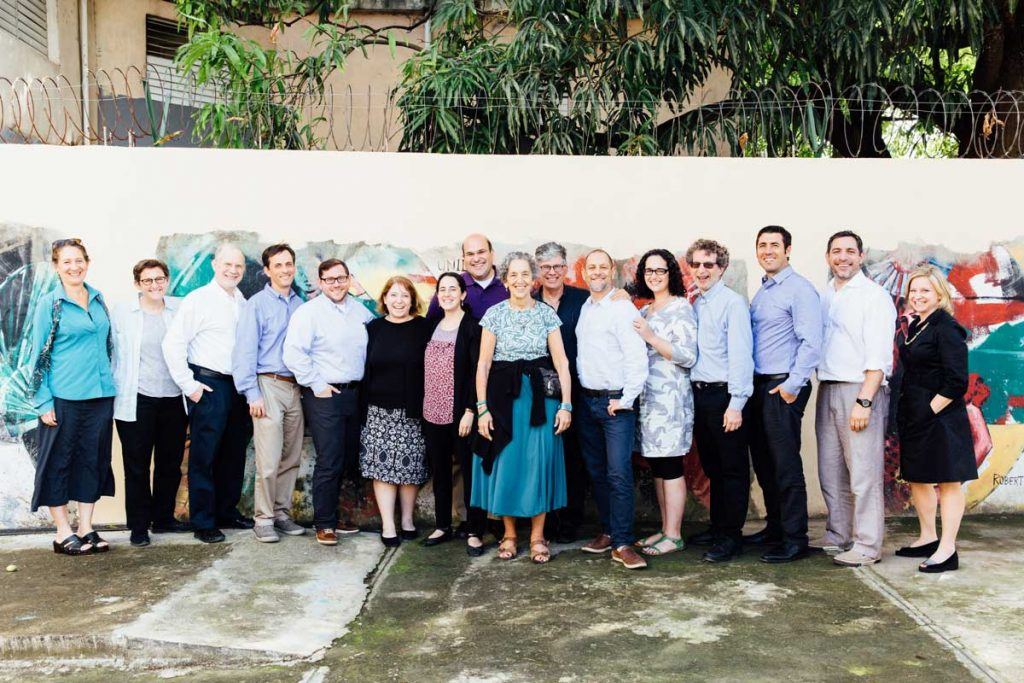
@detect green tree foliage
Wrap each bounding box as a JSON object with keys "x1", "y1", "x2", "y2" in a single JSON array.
[
  {"x1": 173, "y1": 0, "x2": 427, "y2": 148},
  {"x1": 173, "y1": 1, "x2": 1024, "y2": 156},
  {"x1": 398, "y1": 1, "x2": 1024, "y2": 157}
]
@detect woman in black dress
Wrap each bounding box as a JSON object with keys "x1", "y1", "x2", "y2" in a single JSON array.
[
  {"x1": 360, "y1": 276, "x2": 431, "y2": 546},
  {"x1": 895, "y1": 266, "x2": 978, "y2": 573}
]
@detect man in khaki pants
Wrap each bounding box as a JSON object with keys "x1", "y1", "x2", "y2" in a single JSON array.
[
  {"x1": 815, "y1": 230, "x2": 897, "y2": 566},
  {"x1": 232, "y1": 243, "x2": 306, "y2": 543}
]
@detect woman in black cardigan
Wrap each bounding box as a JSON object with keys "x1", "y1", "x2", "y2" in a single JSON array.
[
  {"x1": 895, "y1": 266, "x2": 978, "y2": 573},
  {"x1": 421, "y1": 273, "x2": 487, "y2": 555},
  {"x1": 360, "y1": 276, "x2": 432, "y2": 547}
]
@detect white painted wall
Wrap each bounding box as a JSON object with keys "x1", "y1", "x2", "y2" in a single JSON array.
[{"x1": 1, "y1": 146, "x2": 1022, "y2": 526}]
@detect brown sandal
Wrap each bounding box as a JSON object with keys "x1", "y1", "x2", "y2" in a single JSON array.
[
  {"x1": 497, "y1": 537, "x2": 518, "y2": 560},
  {"x1": 530, "y1": 538, "x2": 551, "y2": 564}
]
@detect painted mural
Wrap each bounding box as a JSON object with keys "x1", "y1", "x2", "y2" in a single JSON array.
[
  {"x1": 2, "y1": 221, "x2": 1022, "y2": 529},
  {"x1": 864, "y1": 240, "x2": 1024, "y2": 512}
]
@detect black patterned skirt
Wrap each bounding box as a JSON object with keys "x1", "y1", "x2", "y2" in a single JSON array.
[{"x1": 360, "y1": 405, "x2": 429, "y2": 485}]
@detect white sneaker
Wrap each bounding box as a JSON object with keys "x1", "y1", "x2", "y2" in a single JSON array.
[{"x1": 253, "y1": 525, "x2": 280, "y2": 543}]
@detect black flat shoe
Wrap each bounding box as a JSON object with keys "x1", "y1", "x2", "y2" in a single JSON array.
[
  {"x1": 422, "y1": 528, "x2": 453, "y2": 547},
  {"x1": 895, "y1": 540, "x2": 940, "y2": 558},
  {"x1": 381, "y1": 534, "x2": 401, "y2": 548},
  {"x1": 216, "y1": 514, "x2": 255, "y2": 530},
  {"x1": 919, "y1": 551, "x2": 958, "y2": 573},
  {"x1": 400, "y1": 528, "x2": 418, "y2": 541},
  {"x1": 743, "y1": 527, "x2": 783, "y2": 546},
  {"x1": 466, "y1": 539, "x2": 486, "y2": 557},
  {"x1": 152, "y1": 520, "x2": 192, "y2": 533},
  {"x1": 80, "y1": 531, "x2": 110, "y2": 553},
  {"x1": 702, "y1": 539, "x2": 743, "y2": 563},
  {"x1": 53, "y1": 534, "x2": 93, "y2": 556},
  {"x1": 760, "y1": 542, "x2": 810, "y2": 564},
  {"x1": 194, "y1": 528, "x2": 226, "y2": 544},
  {"x1": 130, "y1": 530, "x2": 151, "y2": 547}
]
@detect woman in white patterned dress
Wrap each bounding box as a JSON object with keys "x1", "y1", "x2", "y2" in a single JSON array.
[{"x1": 631, "y1": 249, "x2": 698, "y2": 556}]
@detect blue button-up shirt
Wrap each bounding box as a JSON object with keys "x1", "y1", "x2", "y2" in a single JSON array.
[
  {"x1": 30, "y1": 284, "x2": 117, "y2": 413},
  {"x1": 692, "y1": 280, "x2": 754, "y2": 411},
  {"x1": 750, "y1": 266, "x2": 822, "y2": 396},
  {"x1": 232, "y1": 283, "x2": 304, "y2": 403}
]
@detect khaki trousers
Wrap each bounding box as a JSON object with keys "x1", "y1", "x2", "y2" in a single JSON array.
[
  {"x1": 252, "y1": 375, "x2": 305, "y2": 525},
  {"x1": 814, "y1": 382, "x2": 889, "y2": 558}
]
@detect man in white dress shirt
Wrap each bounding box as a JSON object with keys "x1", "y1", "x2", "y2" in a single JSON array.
[
  {"x1": 162, "y1": 243, "x2": 252, "y2": 543},
  {"x1": 815, "y1": 230, "x2": 897, "y2": 566},
  {"x1": 283, "y1": 258, "x2": 375, "y2": 546},
  {"x1": 575, "y1": 249, "x2": 650, "y2": 570}
]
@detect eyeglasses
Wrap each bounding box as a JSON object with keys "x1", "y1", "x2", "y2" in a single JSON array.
[
  {"x1": 321, "y1": 276, "x2": 350, "y2": 285},
  {"x1": 539, "y1": 264, "x2": 567, "y2": 273},
  {"x1": 138, "y1": 276, "x2": 168, "y2": 286},
  {"x1": 688, "y1": 261, "x2": 719, "y2": 270},
  {"x1": 643, "y1": 268, "x2": 669, "y2": 277}
]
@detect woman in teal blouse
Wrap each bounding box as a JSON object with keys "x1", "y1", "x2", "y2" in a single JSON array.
[{"x1": 29, "y1": 239, "x2": 117, "y2": 555}]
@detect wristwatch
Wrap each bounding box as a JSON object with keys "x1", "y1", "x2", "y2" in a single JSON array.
[{"x1": 855, "y1": 398, "x2": 873, "y2": 408}]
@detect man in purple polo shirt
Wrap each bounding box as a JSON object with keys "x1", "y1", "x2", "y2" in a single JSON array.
[{"x1": 427, "y1": 233, "x2": 509, "y2": 320}]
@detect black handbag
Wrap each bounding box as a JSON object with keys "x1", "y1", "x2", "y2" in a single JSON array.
[{"x1": 539, "y1": 367, "x2": 561, "y2": 399}]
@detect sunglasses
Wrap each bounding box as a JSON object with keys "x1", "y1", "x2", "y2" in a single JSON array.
[
  {"x1": 688, "y1": 260, "x2": 719, "y2": 270},
  {"x1": 52, "y1": 238, "x2": 83, "y2": 249}
]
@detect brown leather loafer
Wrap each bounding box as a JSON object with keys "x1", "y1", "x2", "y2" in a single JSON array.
[
  {"x1": 581, "y1": 533, "x2": 613, "y2": 554},
  {"x1": 316, "y1": 528, "x2": 338, "y2": 546},
  {"x1": 612, "y1": 545, "x2": 649, "y2": 570}
]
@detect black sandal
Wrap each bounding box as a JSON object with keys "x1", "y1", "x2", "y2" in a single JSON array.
[
  {"x1": 52, "y1": 534, "x2": 94, "y2": 556},
  {"x1": 80, "y1": 531, "x2": 110, "y2": 553}
]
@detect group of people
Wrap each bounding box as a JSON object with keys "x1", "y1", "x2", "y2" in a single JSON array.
[{"x1": 30, "y1": 227, "x2": 978, "y2": 574}]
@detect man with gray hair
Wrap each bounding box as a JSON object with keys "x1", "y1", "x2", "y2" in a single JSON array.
[
  {"x1": 533, "y1": 241, "x2": 590, "y2": 543},
  {"x1": 163, "y1": 243, "x2": 253, "y2": 544}
]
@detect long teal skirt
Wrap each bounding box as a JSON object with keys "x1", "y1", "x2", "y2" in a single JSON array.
[{"x1": 471, "y1": 377, "x2": 567, "y2": 518}]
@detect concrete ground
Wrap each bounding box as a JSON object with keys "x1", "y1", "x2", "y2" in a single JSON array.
[{"x1": 0, "y1": 515, "x2": 1019, "y2": 682}]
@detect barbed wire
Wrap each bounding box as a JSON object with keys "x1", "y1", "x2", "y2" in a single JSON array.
[{"x1": 1, "y1": 66, "x2": 1022, "y2": 157}]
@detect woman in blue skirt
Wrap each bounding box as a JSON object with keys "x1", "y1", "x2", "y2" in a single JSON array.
[{"x1": 473, "y1": 252, "x2": 573, "y2": 564}]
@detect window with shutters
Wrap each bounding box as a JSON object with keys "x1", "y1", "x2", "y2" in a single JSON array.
[
  {"x1": 0, "y1": 0, "x2": 49, "y2": 56},
  {"x1": 144, "y1": 14, "x2": 217, "y2": 106}
]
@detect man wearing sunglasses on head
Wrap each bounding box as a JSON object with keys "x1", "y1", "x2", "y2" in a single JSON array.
[{"x1": 283, "y1": 259, "x2": 375, "y2": 546}]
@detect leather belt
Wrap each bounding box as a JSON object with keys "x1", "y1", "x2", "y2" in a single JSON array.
[
  {"x1": 260, "y1": 373, "x2": 297, "y2": 384},
  {"x1": 195, "y1": 366, "x2": 232, "y2": 380},
  {"x1": 331, "y1": 381, "x2": 360, "y2": 390},
  {"x1": 754, "y1": 373, "x2": 789, "y2": 383},
  {"x1": 692, "y1": 381, "x2": 728, "y2": 390},
  {"x1": 581, "y1": 388, "x2": 623, "y2": 398}
]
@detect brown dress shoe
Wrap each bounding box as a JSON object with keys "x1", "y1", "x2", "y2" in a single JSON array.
[
  {"x1": 316, "y1": 528, "x2": 338, "y2": 546},
  {"x1": 612, "y1": 545, "x2": 649, "y2": 570},
  {"x1": 581, "y1": 533, "x2": 613, "y2": 554}
]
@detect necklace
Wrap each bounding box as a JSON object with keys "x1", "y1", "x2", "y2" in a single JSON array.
[{"x1": 904, "y1": 320, "x2": 930, "y2": 345}]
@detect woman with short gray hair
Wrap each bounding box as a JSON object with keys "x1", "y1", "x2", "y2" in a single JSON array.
[{"x1": 473, "y1": 252, "x2": 573, "y2": 565}]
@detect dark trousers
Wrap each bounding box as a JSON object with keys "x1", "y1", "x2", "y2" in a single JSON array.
[
  {"x1": 301, "y1": 385, "x2": 359, "y2": 530},
  {"x1": 693, "y1": 384, "x2": 750, "y2": 541},
  {"x1": 115, "y1": 394, "x2": 188, "y2": 532},
  {"x1": 745, "y1": 377, "x2": 811, "y2": 546},
  {"x1": 423, "y1": 420, "x2": 485, "y2": 536},
  {"x1": 546, "y1": 424, "x2": 587, "y2": 533},
  {"x1": 576, "y1": 394, "x2": 637, "y2": 549},
  {"x1": 186, "y1": 367, "x2": 252, "y2": 531}
]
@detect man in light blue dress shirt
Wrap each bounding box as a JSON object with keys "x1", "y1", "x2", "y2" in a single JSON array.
[
  {"x1": 232, "y1": 244, "x2": 306, "y2": 544},
  {"x1": 746, "y1": 226, "x2": 822, "y2": 563},
  {"x1": 686, "y1": 239, "x2": 754, "y2": 563},
  {"x1": 283, "y1": 258, "x2": 375, "y2": 546}
]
